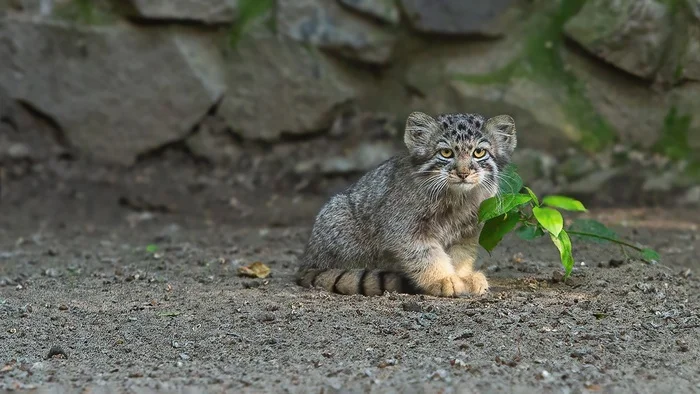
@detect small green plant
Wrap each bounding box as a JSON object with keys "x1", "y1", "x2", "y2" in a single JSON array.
[
  {"x1": 654, "y1": 106, "x2": 693, "y2": 161},
  {"x1": 478, "y1": 164, "x2": 660, "y2": 278},
  {"x1": 53, "y1": 0, "x2": 114, "y2": 24},
  {"x1": 227, "y1": 0, "x2": 275, "y2": 48}
]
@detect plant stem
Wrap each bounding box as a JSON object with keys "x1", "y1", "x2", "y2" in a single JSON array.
[
  {"x1": 619, "y1": 244, "x2": 630, "y2": 260},
  {"x1": 567, "y1": 231, "x2": 643, "y2": 251}
]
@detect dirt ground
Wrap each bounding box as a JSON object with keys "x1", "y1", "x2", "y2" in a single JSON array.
[{"x1": 1, "y1": 155, "x2": 699, "y2": 394}]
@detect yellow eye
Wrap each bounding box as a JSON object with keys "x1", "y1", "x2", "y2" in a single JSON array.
[
  {"x1": 473, "y1": 148, "x2": 487, "y2": 159},
  {"x1": 439, "y1": 149, "x2": 454, "y2": 158}
]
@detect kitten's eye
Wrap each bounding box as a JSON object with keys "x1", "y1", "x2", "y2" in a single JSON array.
[
  {"x1": 473, "y1": 148, "x2": 488, "y2": 159},
  {"x1": 439, "y1": 149, "x2": 454, "y2": 158}
]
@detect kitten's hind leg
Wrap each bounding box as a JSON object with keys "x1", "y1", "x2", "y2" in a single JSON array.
[
  {"x1": 448, "y1": 240, "x2": 489, "y2": 295},
  {"x1": 400, "y1": 242, "x2": 468, "y2": 297}
]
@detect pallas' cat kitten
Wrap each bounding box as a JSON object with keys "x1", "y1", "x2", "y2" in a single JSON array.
[{"x1": 297, "y1": 111, "x2": 517, "y2": 297}]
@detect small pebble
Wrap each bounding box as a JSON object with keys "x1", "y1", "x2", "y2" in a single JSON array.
[
  {"x1": 401, "y1": 302, "x2": 422, "y2": 312},
  {"x1": 636, "y1": 283, "x2": 655, "y2": 293},
  {"x1": 430, "y1": 369, "x2": 449, "y2": 381},
  {"x1": 551, "y1": 271, "x2": 564, "y2": 283},
  {"x1": 422, "y1": 312, "x2": 438, "y2": 321},
  {"x1": 451, "y1": 358, "x2": 467, "y2": 368},
  {"x1": 537, "y1": 370, "x2": 554, "y2": 382},
  {"x1": 609, "y1": 259, "x2": 625, "y2": 268},
  {"x1": 8, "y1": 143, "x2": 31, "y2": 160},
  {"x1": 45, "y1": 268, "x2": 61, "y2": 278},
  {"x1": 47, "y1": 346, "x2": 68, "y2": 359},
  {"x1": 453, "y1": 331, "x2": 474, "y2": 340},
  {"x1": 257, "y1": 313, "x2": 275, "y2": 322},
  {"x1": 179, "y1": 353, "x2": 190, "y2": 361},
  {"x1": 378, "y1": 358, "x2": 397, "y2": 368},
  {"x1": 571, "y1": 347, "x2": 591, "y2": 358}
]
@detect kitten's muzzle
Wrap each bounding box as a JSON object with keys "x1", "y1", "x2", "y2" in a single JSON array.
[{"x1": 449, "y1": 171, "x2": 475, "y2": 184}]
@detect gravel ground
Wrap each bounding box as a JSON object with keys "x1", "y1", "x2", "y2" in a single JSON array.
[{"x1": 1, "y1": 169, "x2": 699, "y2": 394}]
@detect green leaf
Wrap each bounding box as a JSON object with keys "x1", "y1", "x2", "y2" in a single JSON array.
[
  {"x1": 498, "y1": 164, "x2": 524, "y2": 195},
  {"x1": 542, "y1": 195, "x2": 587, "y2": 211},
  {"x1": 641, "y1": 248, "x2": 660, "y2": 263},
  {"x1": 532, "y1": 206, "x2": 564, "y2": 236},
  {"x1": 568, "y1": 219, "x2": 617, "y2": 244},
  {"x1": 478, "y1": 194, "x2": 532, "y2": 222},
  {"x1": 479, "y1": 211, "x2": 521, "y2": 253},
  {"x1": 159, "y1": 311, "x2": 180, "y2": 317},
  {"x1": 550, "y1": 229, "x2": 574, "y2": 277},
  {"x1": 524, "y1": 187, "x2": 539, "y2": 206},
  {"x1": 516, "y1": 224, "x2": 545, "y2": 240},
  {"x1": 146, "y1": 244, "x2": 159, "y2": 253}
]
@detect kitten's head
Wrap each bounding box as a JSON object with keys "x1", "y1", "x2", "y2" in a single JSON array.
[{"x1": 404, "y1": 111, "x2": 517, "y2": 198}]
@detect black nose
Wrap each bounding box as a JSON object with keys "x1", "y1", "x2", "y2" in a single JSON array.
[{"x1": 458, "y1": 172, "x2": 469, "y2": 179}]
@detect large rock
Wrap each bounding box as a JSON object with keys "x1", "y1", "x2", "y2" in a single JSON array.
[
  {"x1": 337, "y1": 0, "x2": 400, "y2": 25},
  {"x1": 185, "y1": 115, "x2": 243, "y2": 164},
  {"x1": 124, "y1": 0, "x2": 238, "y2": 24},
  {"x1": 449, "y1": 78, "x2": 576, "y2": 152},
  {"x1": 0, "y1": 84, "x2": 70, "y2": 163},
  {"x1": 1, "y1": 0, "x2": 119, "y2": 22},
  {"x1": 688, "y1": 0, "x2": 700, "y2": 20},
  {"x1": 218, "y1": 29, "x2": 358, "y2": 141},
  {"x1": 562, "y1": 48, "x2": 668, "y2": 148},
  {"x1": 277, "y1": 0, "x2": 397, "y2": 64},
  {"x1": 671, "y1": 83, "x2": 700, "y2": 152},
  {"x1": 0, "y1": 0, "x2": 64, "y2": 16},
  {"x1": 0, "y1": 18, "x2": 224, "y2": 165},
  {"x1": 399, "y1": 0, "x2": 516, "y2": 36},
  {"x1": 294, "y1": 111, "x2": 400, "y2": 175},
  {"x1": 405, "y1": 35, "x2": 523, "y2": 94},
  {"x1": 411, "y1": 35, "x2": 578, "y2": 151},
  {"x1": 395, "y1": 35, "x2": 523, "y2": 124},
  {"x1": 564, "y1": 0, "x2": 673, "y2": 80},
  {"x1": 680, "y1": 21, "x2": 700, "y2": 82}
]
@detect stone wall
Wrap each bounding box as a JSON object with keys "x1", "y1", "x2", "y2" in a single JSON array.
[{"x1": 1, "y1": 0, "x2": 699, "y2": 200}]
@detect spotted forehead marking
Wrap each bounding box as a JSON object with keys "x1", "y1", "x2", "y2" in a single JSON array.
[{"x1": 437, "y1": 113, "x2": 485, "y2": 144}]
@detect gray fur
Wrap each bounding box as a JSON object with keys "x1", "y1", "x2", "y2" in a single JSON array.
[{"x1": 298, "y1": 111, "x2": 517, "y2": 295}]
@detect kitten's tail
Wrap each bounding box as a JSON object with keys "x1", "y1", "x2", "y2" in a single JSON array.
[{"x1": 296, "y1": 268, "x2": 419, "y2": 296}]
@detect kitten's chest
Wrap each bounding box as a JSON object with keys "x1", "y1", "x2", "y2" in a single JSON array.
[{"x1": 423, "y1": 203, "x2": 479, "y2": 246}]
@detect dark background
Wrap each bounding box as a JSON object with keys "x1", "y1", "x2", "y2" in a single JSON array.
[{"x1": 1, "y1": 0, "x2": 699, "y2": 222}]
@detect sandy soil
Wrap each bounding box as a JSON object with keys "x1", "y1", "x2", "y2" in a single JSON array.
[{"x1": 1, "y1": 161, "x2": 699, "y2": 394}]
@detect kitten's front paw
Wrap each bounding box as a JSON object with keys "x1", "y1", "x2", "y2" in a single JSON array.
[
  {"x1": 424, "y1": 275, "x2": 467, "y2": 298},
  {"x1": 461, "y1": 271, "x2": 489, "y2": 295}
]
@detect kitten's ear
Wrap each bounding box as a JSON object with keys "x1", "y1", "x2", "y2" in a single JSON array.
[
  {"x1": 404, "y1": 111, "x2": 438, "y2": 156},
  {"x1": 484, "y1": 114, "x2": 517, "y2": 157}
]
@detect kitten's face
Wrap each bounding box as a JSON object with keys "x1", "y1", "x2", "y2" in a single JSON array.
[{"x1": 404, "y1": 112, "x2": 517, "y2": 199}]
